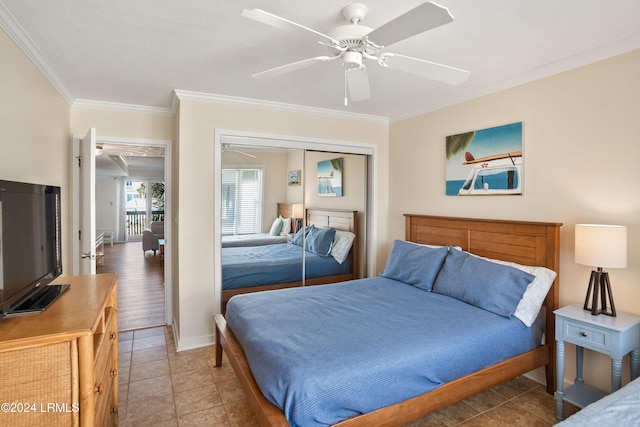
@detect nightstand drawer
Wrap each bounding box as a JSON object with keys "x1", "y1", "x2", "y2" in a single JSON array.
[{"x1": 563, "y1": 320, "x2": 610, "y2": 352}]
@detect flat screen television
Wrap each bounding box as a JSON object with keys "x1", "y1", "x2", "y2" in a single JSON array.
[{"x1": 0, "y1": 179, "x2": 66, "y2": 319}]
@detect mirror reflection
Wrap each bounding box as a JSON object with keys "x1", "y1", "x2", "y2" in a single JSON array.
[{"x1": 220, "y1": 144, "x2": 366, "y2": 313}]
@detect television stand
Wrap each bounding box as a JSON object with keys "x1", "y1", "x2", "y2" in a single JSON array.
[
  {"x1": 4, "y1": 283, "x2": 70, "y2": 317},
  {"x1": 0, "y1": 274, "x2": 118, "y2": 426}
]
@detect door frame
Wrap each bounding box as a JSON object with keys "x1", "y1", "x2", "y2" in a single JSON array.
[
  {"x1": 72, "y1": 134, "x2": 174, "y2": 325},
  {"x1": 214, "y1": 128, "x2": 378, "y2": 314}
]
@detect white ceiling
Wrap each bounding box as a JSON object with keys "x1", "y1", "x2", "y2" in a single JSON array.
[
  {"x1": 2, "y1": 1, "x2": 640, "y2": 121},
  {"x1": 95, "y1": 143, "x2": 165, "y2": 176}
]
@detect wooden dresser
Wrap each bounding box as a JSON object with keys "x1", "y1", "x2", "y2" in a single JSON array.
[{"x1": 0, "y1": 273, "x2": 119, "y2": 426}]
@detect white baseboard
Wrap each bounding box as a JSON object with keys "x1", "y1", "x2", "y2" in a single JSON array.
[{"x1": 170, "y1": 318, "x2": 216, "y2": 352}]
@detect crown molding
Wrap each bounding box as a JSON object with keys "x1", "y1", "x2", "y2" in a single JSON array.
[
  {"x1": 173, "y1": 90, "x2": 389, "y2": 125},
  {"x1": 72, "y1": 99, "x2": 174, "y2": 116},
  {"x1": 0, "y1": 1, "x2": 74, "y2": 105}
]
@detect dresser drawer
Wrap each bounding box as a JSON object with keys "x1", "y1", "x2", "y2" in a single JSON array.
[
  {"x1": 562, "y1": 319, "x2": 611, "y2": 353},
  {"x1": 94, "y1": 307, "x2": 116, "y2": 381},
  {"x1": 94, "y1": 348, "x2": 116, "y2": 426}
]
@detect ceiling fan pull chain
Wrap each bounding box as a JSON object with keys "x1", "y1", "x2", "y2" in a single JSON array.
[{"x1": 344, "y1": 70, "x2": 349, "y2": 106}]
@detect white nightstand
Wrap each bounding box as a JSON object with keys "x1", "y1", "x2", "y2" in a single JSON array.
[{"x1": 554, "y1": 303, "x2": 640, "y2": 420}]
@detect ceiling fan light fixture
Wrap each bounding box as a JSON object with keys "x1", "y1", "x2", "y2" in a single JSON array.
[{"x1": 343, "y1": 51, "x2": 363, "y2": 69}]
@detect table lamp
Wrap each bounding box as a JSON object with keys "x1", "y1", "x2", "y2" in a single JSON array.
[
  {"x1": 292, "y1": 204, "x2": 304, "y2": 232},
  {"x1": 575, "y1": 224, "x2": 627, "y2": 317}
]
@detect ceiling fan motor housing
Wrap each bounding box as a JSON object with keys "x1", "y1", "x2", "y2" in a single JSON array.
[{"x1": 330, "y1": 23, "x2": 375, "y2": 55}]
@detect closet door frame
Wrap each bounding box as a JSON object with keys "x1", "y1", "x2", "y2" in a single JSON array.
[{"x1": 214, "y1": 129, "x2": 377, "y2": 314}]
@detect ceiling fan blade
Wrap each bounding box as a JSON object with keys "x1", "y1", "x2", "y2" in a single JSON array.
[
  {"x1": 380, "y1": 53, "x2": 469, "y2": 85},
  {"x1": 231, "y1": 150, "x2": 256, "y2": 158},
  {"x1": 345, "y1": 67, "x2": 371, "y2": 102},
  {"x1": 252, "y1": 56, "x2": 337, "y2": 79},
  {"x1": 366, "y1": 2, "x2": 453, "y2": 47},
  {"x1": 241, "y1": 9, "x2": 339, "y2": 44},
  {"x1": 222, "y1": 144, "x2": 257, "y2": 158}
]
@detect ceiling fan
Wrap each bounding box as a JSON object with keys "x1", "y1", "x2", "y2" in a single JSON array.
[{"x1": 241, "y1": 2, "x2": 470, "y2": 105}]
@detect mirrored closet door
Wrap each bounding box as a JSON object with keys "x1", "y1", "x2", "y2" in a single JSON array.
[
  {"x1": 218, "y1": 140, "x2": 368, "y2": 313},
  {"x1": 220, "y1": 145, "x2": 306, "y2": 312}
]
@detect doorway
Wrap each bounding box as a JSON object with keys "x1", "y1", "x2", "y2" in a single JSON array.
[{"x1": 73, "y1": 133, "x2": 173, "y2": 330}]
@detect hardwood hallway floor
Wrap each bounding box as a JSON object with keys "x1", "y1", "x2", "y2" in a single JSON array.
[{"x1": 98, "y1": 241, "x2": 165, "y2": 331}]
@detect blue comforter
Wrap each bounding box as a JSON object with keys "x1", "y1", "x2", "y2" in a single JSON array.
[
  {"x1": 221, "y1": 233, "x2": 289, "y2": 247},
  {"x1": 226, "y1": 277, "x2": 544, "y2": 427},
  {"x1": 222, "y1": 243, "x2": 351, "y2": 290}
]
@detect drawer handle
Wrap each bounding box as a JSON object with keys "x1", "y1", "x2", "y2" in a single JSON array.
[
  {"x1": 581, "y1": 332, "x2": 588, "y2": 337},
  {"x1": 110, "y1": 332, "x2": 117, "y2": 341},
  {"x1": 111, "y1": 407, "x2": 118, "y2": 414},
  {"x1": 95, "y1": 383, "x2": 104, "y2": 394},
  {"x1": 110, "y1": 368, "x2": 117, "y2": 378}
]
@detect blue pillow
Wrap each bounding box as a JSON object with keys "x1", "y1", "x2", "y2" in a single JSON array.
[
  {"x1": 380, "y1": 240, "x2": 449, "y2": 291},
  {"x1": 291, "y1": 226, "x2": 310, "y2": 246},
  {"x1": 306, "y1": 226, "x2": 336, "y2": 257},
  {"x1": 433, "y1": 249, "x2": 535, "y2": 317}
]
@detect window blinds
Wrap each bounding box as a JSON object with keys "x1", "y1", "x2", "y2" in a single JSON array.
[{"x1": 221, "y1": 168, "x2": 262, "y2": 235}]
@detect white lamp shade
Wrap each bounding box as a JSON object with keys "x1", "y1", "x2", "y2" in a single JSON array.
[
  {"x1": 292, "y1": 204, "x2": 304, "y2": 218},
  {"x1": 575, "y1": 224, "x2": 627, "y2": 268}
]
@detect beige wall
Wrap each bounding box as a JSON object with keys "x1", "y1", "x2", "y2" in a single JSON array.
[
  {"x1": 304, "y1": 152, "x2": 366, "y2": 214},
  {"x1": 0, "y1": 29, "x2": 71, "y2": 272},
  {"x1": 286, "y1": 149, "x2": 304, "y2": 203},
  {"x1": 176, "y1": 100, "x2": 389, "y2": 349},
  {"x1": 389, "y1": 49, "x2": 640, "y2": 390},
  {"x1": 70, "y1": 108, "x2": 174, "y2": 140}
]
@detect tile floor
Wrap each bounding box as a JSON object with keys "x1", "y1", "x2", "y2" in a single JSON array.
[{"x1": 118, "y1": 326, "x2": 578, "y2": 426}]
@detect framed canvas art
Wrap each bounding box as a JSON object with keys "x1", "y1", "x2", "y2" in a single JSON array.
[
  {"x1": 288, "y1": 170, "x2": 301, "y2": 186},
  {"x1": 446, "y1": 122, "x2": 523, "y2": 196},
  {"x1": 317, "y1": 158, "x2": 343, "y2": 197}
]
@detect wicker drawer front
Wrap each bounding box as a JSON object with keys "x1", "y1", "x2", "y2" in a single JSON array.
[{"x1": 0, "y1": 341, "x2": 75, "y2": 427}]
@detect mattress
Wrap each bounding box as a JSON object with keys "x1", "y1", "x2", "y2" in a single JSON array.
[
  {"x1": 221, "y1": 233, "x2": 289, "y2": 248},
  {"x1": 222, "y1": 243, "x2": 351, "y2": 290},
  {"x1": 225, "y1": 277, "x2": 545, "y2": 427}
]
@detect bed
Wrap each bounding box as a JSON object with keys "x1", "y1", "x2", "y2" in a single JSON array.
[
  {"x1": 222, "y1": 203, "x2": 300, "y2": 248},
  {"x1": 221, "y1": 233, "x2": 289, "y2": 248},
  {"x1": 221, "y1": 208, "x2": 358, "y2": 310},
  {"x1": 555, "y1": 376, "x2": 640, "y2": 425},
  {"x1": 214, "y1": 214, "x2": 561, "y2": 426}
]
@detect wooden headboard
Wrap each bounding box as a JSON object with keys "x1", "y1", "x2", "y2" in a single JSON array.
[
  {"x1": 307, "y1": 208, "x2": 356, "y2": 233},
  {"x1": 404, "y1": 214, "x2": 562, "y2": 391},
  {"x1": 277, "y1": 203, "x2": 302, "y2": 219}
]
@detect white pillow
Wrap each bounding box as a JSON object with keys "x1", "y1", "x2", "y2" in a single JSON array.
[
  {"x1": 462, "y1": 249, "x2": 556, "y2": 327},
  {"x1": 405, "y1": 241, "x2": 463, "y2": 251},
  {"x1": 512, "y1": 265, "x2": 556, "y2": 327},
  {"x1": 269, "y1": 217, "x2": 283, "y2": 236},
  {"x1": 331, "y1": 230, "x2": 355, "y2": 264},
  {"x1": 279, "y1": 216, "x2": 292, "y2": 235}
]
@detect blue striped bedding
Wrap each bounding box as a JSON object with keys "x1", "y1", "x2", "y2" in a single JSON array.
[
  {"x1": 221, "y1": 233, "x2": 289, "y2": 248},
  {"x1": 222, "y1": 243, "x2": 351, "y2": 290},
  {"x1": 556, "y1": 376, "x2": 640, "y2": 425},
  {"x1": 226, "y1": 277, "x2": 545, "y2": 427}
]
